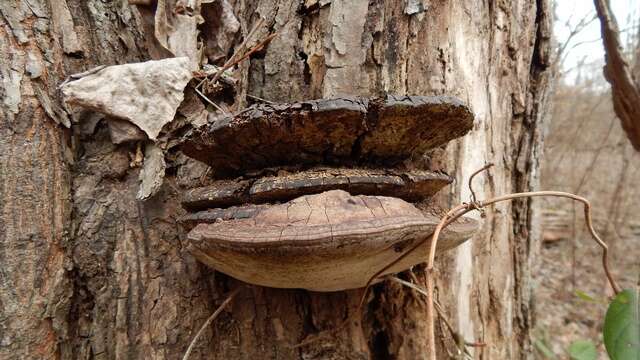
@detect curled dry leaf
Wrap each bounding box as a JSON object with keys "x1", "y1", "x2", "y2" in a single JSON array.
[
  {"x1": 137, "y1": 0, "x2": 241, "y2": 68},
  {"x1": 61, "y1": 57, "x2": 193, "y2": 140},
  {"x1": 200, "y1": 0, "x2": 240, "y2": 63},
  {"x1": 107, "y1": 118, "x2": 147, "y2": 144},
  {"x1": 137, "y1": 143, "x2": 166, "y2": 200},
  {"x1": 153, "y1": 0, "x2": 200, "y2": 68},
  {"x1": 166, "y1": 14, "x2": 200, "y2": 70}
]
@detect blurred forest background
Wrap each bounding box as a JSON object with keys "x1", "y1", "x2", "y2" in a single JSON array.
[{"x1": 534, "y1": 0, "x2": 640, "y2": 357}]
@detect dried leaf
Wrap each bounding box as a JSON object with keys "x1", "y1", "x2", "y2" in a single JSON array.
[
  {"x1": 200, "y1": 0, "x2": 240, "y2": 63},
  {"x1": 154, "y1": 0, "x2": 200, "y2": 68},
  {"x1": 166, "y1": 14, "x2": 200, "y2": 69},
  {"x1": 153, "y1": 0, "x2": 173, "y2": 50},
  {"x1": 107, "y1": 118, "x2": 147, "y2": 144},
  {"x1": 61, "y1": 57, "x2": 193, "y2": 140},
  {"x1": 137, "y1": 144, "x2": 166, "y2": 200}
]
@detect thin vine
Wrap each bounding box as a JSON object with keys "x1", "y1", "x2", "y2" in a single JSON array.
[
  {"x1": 370, "y1": 164, "x2": 620, "y2": 359},
  {"x1": 186, "y1": 164, "x2": 621, "y2": 359}
]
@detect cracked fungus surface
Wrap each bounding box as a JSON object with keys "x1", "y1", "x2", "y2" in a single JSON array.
[
  {"x1": 180, "y1": 95, "x2": 474, "y2": 176},
  {"x1": 181, "y1": 167, "x2": 452, "y2": 210},
  {"x1": 188, "y1": 190, "x2": 426, "y2": 246},
  {"x1": 185, "y1": 190, "x2": 479, "y2": 291}
]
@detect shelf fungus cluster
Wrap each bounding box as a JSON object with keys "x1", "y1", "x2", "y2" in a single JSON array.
[{"x1": 179, "y1": 95, "x2": 480, "y2": 291}]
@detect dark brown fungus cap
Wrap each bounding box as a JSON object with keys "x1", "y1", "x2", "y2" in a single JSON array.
[
  {"x1": 186, "y1": 190, "x2": 478, "y2": 291},
  {"x1": 181, "y1": 167, "x2": 453, "y2": 211},
  {"x1": 179, "y1": 95, "x2": 479, "y2": 291},
  {"x1": 179, "y1": 95, "x2": 474, "y2": 176}
]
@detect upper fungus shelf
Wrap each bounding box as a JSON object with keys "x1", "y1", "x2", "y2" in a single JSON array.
[{"x1": 180, "y1": 95, "x2": 474, "y2": 176}]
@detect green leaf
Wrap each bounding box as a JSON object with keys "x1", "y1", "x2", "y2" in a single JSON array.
[
  {"x1": 568, "y1": 340, "x2": 597, "y2": 360},
  {"x1": 575, "y1": 290, "x2": 599, "y2": 303},
  {"x1": 534, "y1": 337, "x2": 557, "y2": 359},
  {"x1": 604, "y1": 288, "x2": 640, "y2": 360}
]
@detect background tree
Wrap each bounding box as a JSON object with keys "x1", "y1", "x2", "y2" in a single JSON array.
[
  {"x1": 0, "y1": 0, "x2": 552, "y2": 358},
  {"x1": 535, "y1": 1, "x2": 640, "y2": 356},
  {"x1": 593, "y1": 0, "x2": 640, "y2": 150}
]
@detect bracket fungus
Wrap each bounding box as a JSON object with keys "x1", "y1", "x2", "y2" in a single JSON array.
[
  {"x1": 180, "y1": 95, "x2": 474, "y2": 176},
  {"x1": 179, "y1": 95, "x2": 480, "y2": 291}
]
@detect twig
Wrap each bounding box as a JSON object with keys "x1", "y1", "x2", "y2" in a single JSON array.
[
  {"x1": 211, "y1": 32, "x2": 277, "y2": 85},
  {"x1": 556, "y1": 12, "x2": 598, "y2": 67},
  {"x1": 366, "y1": 165, "x2": 620, "y2": 359},
  {"x1": 480, "y1": 192, "x2": 618, "y2": 292},
  {"x1": 419, "y1": 166, "x2": 622, "y2": 360},
  {"x1": 355, "y1": 215, "x2": 463, "y2": 315},
  {"x1": 193, "y1": 87, "x2": 228, "y2": 114},
  {"x1": 194, "y1": 18, "x2": 265, "y2": 88},
  {"x1": 434, "y1": 300, "x2": 485, "y2": 349},
  {"x1": 193, "y1": 18, "x2": 275, "y2": 98},
  {"x1": 389, "y1": 276, "x2": 428, "y2": 297},
  {"x1": 297, "y1": 166, "x2": 621, "y2": 357},
  {"x1": 549, "y1": 97, "x2": 606, "y2": 177},
  {"x1": 222, "y1": 18, "x2": 265, "y2": 70},
  {"x1": 468, "y1": 163, "x2": 494, "y2": 205},
  {"x1": 389, "y1": 276, "x2": 484, "y2": 357},
  {"x1": 247, "y1": 94, "x2": 275, "y2": 104},
  {"x1": 58, "y1": 65, "x2": 106, "y2": 89},
  {"x1": 182, "y1": 287, "x2": 242, "y2": 360}
]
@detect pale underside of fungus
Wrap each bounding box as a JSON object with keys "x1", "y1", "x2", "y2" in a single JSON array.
[
  {"x1": 187, "y1": 190, "x2": 478, "y2": 291},
  {"x1": 179, "y1": 95, "x2": 479, "y2": 291}
]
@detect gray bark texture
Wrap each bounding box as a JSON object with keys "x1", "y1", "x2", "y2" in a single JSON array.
[{"x1": 0, "y1": 0, "x2": 552, "y2": 359}]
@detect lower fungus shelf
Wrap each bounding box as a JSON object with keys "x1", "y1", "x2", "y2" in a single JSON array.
[
  {"x1": 184, "y1": 190, "x2": 479, "y2": 291},
  {"x1": 181, "y1": 167, "x2": 453, "y2": 211}
]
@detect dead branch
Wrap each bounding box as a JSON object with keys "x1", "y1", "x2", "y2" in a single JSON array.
[
  {"x1": 389, "y1": 276, "x2": 484, "y2": 358},
  {"x1": 593, "y1": 0, "x2": 640, "y2": 151},
  {"x1": 193, "y1": 86, "x2": 229, "y2": 114},
  {"x1": 556, "y1": 12, "x2": 598, "y2": 68},
  {"x1": 182, "y1": 287, "x2": 242, "y2": 360},
  {"x1": 211, "y1": 32, "x2": 277, "y2": 84}
]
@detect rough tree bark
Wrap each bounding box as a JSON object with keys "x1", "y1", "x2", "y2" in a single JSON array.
[
  {"x1": 594, "y1": 0, "x2": 640, "y2": 151},
  {"x1": 0, "y1": 1, "x2": 552, "y2": 359}
]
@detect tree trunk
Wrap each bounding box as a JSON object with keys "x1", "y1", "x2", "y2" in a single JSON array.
[{"x1": 0, "y1": 1, "x2": 552, "y2": 359}]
